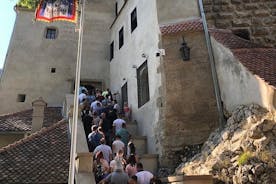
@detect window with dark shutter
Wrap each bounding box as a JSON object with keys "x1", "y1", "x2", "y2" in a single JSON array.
[
  {"x1": 137, "y1": 61, "x2": 150, "y2": 108},
  {"x1": 131, "y1": 8, "x2": 137, "y2": 32},
  {"x1": 110, "y1": 41, "x2": 114, "y2": 61},
  {"x1": 119, "y1": 27, "x2": 124, "y2": 49}
]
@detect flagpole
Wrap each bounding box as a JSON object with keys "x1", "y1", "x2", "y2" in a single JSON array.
[{"x1": 68, "y1": 0, "x2": 86, "y2": 183}]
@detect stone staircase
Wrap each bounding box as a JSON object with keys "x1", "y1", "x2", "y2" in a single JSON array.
[{"x1": 126, "y1": 120, "x2": 159, "y2": 175}]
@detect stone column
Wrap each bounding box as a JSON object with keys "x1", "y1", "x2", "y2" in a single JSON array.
[{"x1": 31, "y1": 97, "x2": 47, "y2": 133}]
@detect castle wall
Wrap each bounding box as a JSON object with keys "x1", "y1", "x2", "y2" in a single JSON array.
[
  {"x1": 0, "y1": 1, "x2": 114, "y2": 114},
  {"x1": 203, "y1": 0, "x2": 276, "y2": 47},
  {"x1": 156, "y1": 0, "x2": 199, "y2": 24},
  {"x1": 0, "y1": 11, "x2": 77, "y2": 114},
  {"x1": 109, "y1": 0, "x2": 161, "y2": 155},
  {"x1": 211, "y1": 38, "x2": 276, "y2": 112},
  {"x1": 158, "y1": 32, "x2": 219, "y2": 167},
  {"x1": 81, "y1": 0, "x2": 114, "y2": 87}
]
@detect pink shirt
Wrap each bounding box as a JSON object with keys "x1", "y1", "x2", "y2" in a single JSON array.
[{"x1": 125, "y1": 164, "x2": 137, "y2": 177}]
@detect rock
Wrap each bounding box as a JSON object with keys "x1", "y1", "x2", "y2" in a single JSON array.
[
  {"x1": 249, "y1": 126, "x2": 263, "y2": 139},
  {"x1": 262, "y1": 120, "x2": 275, "y2": 132},
  {"x1": 248, "y1": 174, "x2": 255, "y2": 183},
  {"x1": 253, "y1": 163, "x2": 265, "y2": 176},
  {"x1": 241, "y1": 175, "x2": 249, "y2": 183},
  {"x1": 177, "y1": 104, "x2": 276, "y2": 183}
]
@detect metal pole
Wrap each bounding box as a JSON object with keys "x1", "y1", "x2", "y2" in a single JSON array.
[
  {"x1": 68, "y1": 0, "x2": 86, "y2": 183},
  {"x1": 198, "y1": 0, "x2": 225, "y2": 129}
]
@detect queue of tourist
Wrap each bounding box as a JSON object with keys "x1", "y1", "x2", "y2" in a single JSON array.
[{"x1": 78, "y1": 87, "x2": 161, "y2": 184}]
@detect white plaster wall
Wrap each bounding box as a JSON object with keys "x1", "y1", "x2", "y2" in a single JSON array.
[
  {"x1": 212, "y1": 38, "x2": 276, "y2": 112},
  {"x1": 156, "y1": 0, "x2": 199, "y2": 24},
  {"x1": 0, "y1": 11, "x2": 77, "y2": 114},
  {"x1": 0, "y1": 1, "x2": 114, "y2": 114},
  {"x1": 110, "y1": 0, "x2": 161, "y2": 154},
  {"x1": 116, "y1": 0, "x2": 125, "y2": 14},
  {"x1": 81, "y1": 0, "x2": 115, "y2": 87}
]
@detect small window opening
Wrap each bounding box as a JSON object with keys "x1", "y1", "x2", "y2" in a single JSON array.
[
  {"x1": 46, "y1": 28, "x2": 57, "y2": 39},
  {"x1": 119, "y1": 27, "x2": 124, "y2": 49},
  {"x1": 51, "y1": 68, "x2": 56, "y2": 73},
  {"x1": 233, "y1": 29, "x2": 250, "y2": 40},
  {"x1": 110, "y1": 41, "x2": 114, "y2": 61},
  {"x1": 17, "y1": 94, "x2": 26, "y2": 102},
  {"x1": 131, "y1": 8, "x2": 137, "y2": 32},
  {"x1": 115, "y1": 2, "x2": 118, "y2": 16}
]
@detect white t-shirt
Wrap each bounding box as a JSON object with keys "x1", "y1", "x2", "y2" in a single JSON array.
[
  {"x1": 136, "y1": 170, "x2": 154, "y2": 184},
  {"x1": 93, "y1": 144, "x2": 112, "y2": 162},
  {"x1": 113, "y1": 118, "x2": 126, "y2": 133},
  {"x1": 112, "y1": 140, "x2": 125, "y2": 154},
  {"x1": 78, "y1": 93, "x2": 86, "y2": 103}
]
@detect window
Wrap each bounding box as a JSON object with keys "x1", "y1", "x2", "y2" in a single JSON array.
[
  {"x1": 115, "y1": 2, "x2": 118, "y2": 16},
  {"x1": 17, "y1": 94, "x2": 26, "y2": 102},
  {"x1": 137, "y1": 61, "x2": 150, "y2": 108},
  {"x1": 45, "y1": 28, "x2": 57, "y2": 39},
  {"x1": 233, "y1": 29, "x2": 250, "y2": 40},
  {"x1": 110, "y1": 41, "x2": 114, "y2": 61},
  {"x1": 131, "y1": 8, "x2": 137, "y2": 32},
  {"x1": 51, "y1": 68, "x2": 56, "y2": 73},
  {"x1": 119, "y1": 27, "x2": 124, "y2": 49}
]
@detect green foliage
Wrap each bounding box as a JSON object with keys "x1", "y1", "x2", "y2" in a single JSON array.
[
  {"x1": 17, "y1": 0, "x2": 39, "y2": 9},
  {"x1": 237, "y1": 151, "x2": 253, "y2": 166}
]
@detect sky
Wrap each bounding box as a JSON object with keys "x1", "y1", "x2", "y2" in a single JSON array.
[{"x1": 0, "y1": 0, "x2": 16, "y2": 69}]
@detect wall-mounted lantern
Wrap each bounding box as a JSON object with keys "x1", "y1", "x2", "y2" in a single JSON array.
[{"x1": 180, "y1": 37, "x2": 190, "y2": 61}]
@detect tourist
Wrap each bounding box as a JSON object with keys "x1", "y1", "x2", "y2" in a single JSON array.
[
  {"x1": 116, "y1": 123, "x2": 130, "y2": 149},
  {"x1": 93, "y1": 138, "x2": 112, "y2": 163},
  {"x1": 135, "y1": 162, "x2": 153, "y2": 184},
  {"x1": 94, "y1": 151, "x2": 110, "y2": 183},
  {"x1": 99, "y1": 158, "x2": 129, "y2": 184},
  {"x1": 125, "y1": 154, "x2": 137, "y2": 177},
  {"x1": 113, "y1": 114, "x2": 126, "y2": 134},
  {"x1": 112, "y1": 135, "x2": 125, "y2": 157},
  {"x1": 88, "y1": 125, "x2": 103, "y2": 152},
  {"x1": 78, "y1": 89, "x2": 87, "y2": 104}
]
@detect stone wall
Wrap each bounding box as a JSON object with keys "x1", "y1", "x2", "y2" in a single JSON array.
[
  {"x1": 203, "y1": 0, "x2": 276, "y2": 47},
  {"x1": 158, "y1": 31, "x2": 219, "y2": 167}
]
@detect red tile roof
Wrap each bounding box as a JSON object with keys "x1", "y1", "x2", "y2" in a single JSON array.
[
  {"x1": 232, "y1": 48, "x2": 276, "y2": 87},
  {"x1": 210, "y1": 29, "x2": 276, "y2": 88},
  {"x1": 0, "y1": 120, "x2": 70, "y2": 183},
  {"x1": 0, "y1": 107, "x2": 63, "y2": 132},
  {"x1": 209, "y1": 29, "x2": 261, "y2": 49},
  {"x1": 160, "y1": 19, "x2": 203, "y2": 35}
]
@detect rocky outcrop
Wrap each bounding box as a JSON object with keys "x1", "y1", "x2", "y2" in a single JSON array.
[{"x1": 176, "y1": 104, "x2": 276, "y2": 184}]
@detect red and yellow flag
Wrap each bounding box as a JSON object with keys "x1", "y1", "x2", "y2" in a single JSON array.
[{"x1": 35, "y1": 0, "x2": 78, "y2": 23}]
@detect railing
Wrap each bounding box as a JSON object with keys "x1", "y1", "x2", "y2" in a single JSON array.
[{"x1": 63, "y1": 94, "x2": 95, "y2": 184}]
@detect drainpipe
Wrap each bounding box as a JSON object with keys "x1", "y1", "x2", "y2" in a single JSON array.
[{"x1": 198, "y1": 0, "x2": 225, "y2": 129}]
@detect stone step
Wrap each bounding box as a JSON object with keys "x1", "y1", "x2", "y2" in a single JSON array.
[
  {"x1": 132, "y1": 135, "x2": 147, "y2": 155},
  {"x1": 160, "y1": 175, "x2": 213, "y2": 184},
  {"x1": 138, "y1": 154, "x2": 159, "y2": 175},
  {"x1": 126, "y1": 121, "x2": 138, "y2": 135}
]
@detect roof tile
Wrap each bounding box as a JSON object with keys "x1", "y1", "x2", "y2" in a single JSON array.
[
  {"x1": 0, "y1": 107, "x2": 63, "y2": 132},
  {"x1": 210, "y1": 29, "x2": 276, "y2": 88},
  {"x1": 160, "y1": 19, "x2": 203, "y2": 35},
  {"x1": 0, "y1": 120, "x2": 70, "y2": 183}
]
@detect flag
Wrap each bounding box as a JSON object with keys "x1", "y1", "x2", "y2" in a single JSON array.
[{"x1": 35, "y1": 0, "x2": 78, "y2": 23}]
